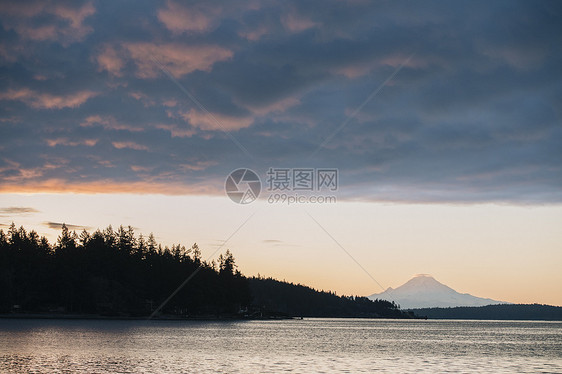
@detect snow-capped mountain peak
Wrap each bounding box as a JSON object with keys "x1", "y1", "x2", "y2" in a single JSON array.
[{"x1": 368, "y1": 274, "x2": 508, "y2": 309}]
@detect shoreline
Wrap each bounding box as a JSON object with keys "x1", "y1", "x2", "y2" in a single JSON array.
[
  {"x1": 0, "y1": 313, "x2": 299, "y2": 321},
  {"x1": 0, "y1": 313, "x2": 423, "y2": 321}
]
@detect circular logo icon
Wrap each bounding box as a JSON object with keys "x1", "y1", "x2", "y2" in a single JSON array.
[{"x1": 225, "y1": 168, "x2": 261, "y2": 204}]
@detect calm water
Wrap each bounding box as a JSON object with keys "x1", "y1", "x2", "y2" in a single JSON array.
[{"x1": 1, "y1": 318, "x2": 561, "y2": 373}]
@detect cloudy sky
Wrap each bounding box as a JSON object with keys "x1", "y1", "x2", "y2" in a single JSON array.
[{"x1": 1, "y1": 1, "x2": 561, "y2": 304}]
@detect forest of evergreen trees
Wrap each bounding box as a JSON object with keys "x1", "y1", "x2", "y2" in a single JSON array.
[
  {"x1": 249, "y1": 277, "x2": 409, "y2": 318},
  {"x1": 0, "y1": 224, "x2": 413, "y2": 319}
]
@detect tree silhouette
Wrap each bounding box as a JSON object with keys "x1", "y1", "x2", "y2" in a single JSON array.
[
  {"x1": 56, "y1": 224, "x2": 77, "y2": 252},
  {"x1": 0, "y1": 224, "x2": 413, "y2": 319}
]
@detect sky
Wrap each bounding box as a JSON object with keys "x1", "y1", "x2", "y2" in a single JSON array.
[{"x1": 1, "y1": 1, "x2": 561, "y2": 305}]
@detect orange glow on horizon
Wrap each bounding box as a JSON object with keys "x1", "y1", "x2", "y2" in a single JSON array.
[{"x1": 0, "y1": 179, "x2": 222, "y2": 195}]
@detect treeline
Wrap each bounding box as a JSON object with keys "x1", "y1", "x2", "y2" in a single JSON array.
[
  {"x1": 0, "y1": 223, "x2": 249, "y2": 316},
  {"x1": 249, "y1": 277, "x2": 412, "y2": 318},
  {"x1": 0, "y1": 224, "x2": 414, "y2": 319},
  {"x1": 412, "y1": 304, "x2": 562, "y2": 321}
]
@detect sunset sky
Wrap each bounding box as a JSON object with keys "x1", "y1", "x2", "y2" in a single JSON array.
[{"x1": 1, "y1": 1, "x2": 561, "y2": 305}]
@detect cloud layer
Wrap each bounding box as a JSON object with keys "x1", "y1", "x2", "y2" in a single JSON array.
[{"x1": 1, "y1": 0, "x2": 561, "y2": 203}]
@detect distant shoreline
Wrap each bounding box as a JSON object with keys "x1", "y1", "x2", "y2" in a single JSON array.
[
  {"x1": 0, "y1": 313, "x2": 300, "y2": 321},
  {"x1": 0, "y1": 312, "x2": 426, "y2": 321},
  {"x1": 2, "y1": 313, "x2": 561, "y2": 322},
  {"x1": 410, "y1": 304, "x2": 562, "y2": 321}
]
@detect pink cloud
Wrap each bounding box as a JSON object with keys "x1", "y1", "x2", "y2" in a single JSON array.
[
  {"x1": 15, "y1": 24, "x2": 58, "y2": 41},
  {"x1": 180, "y1": 109, "x2": 254, "y2": 131},
  {"x1": 46, "y1": 138, "x2": 98, "y2": 147},
  {"x1": 129, "y1": 91, "x2": 156, "y2": 107},
  {"x1": 51, "y1": 2, "x2": 95, "y2": 29},
  {"x1": 81, "y1": 115, "x2": 143, "y2": 132},
  {"x1": 238, "y1": 22, "x2": 271, "y2": 41},
  {"x1": 178, "y1": 161, "x2": 218, "y2": 171},
  {"x1": 130, "y1": 165, "x2": 153, "y2": 173},
  {"x1": 155, "y1": 123, "x2": 196, "y2": 138},
  {"x1": 96, "y1": 159, "x2": 116, "y2": 168},
  {"x1": 0, "y1": 159, "x2": 44, "y2": 182},
  {"x1": 334, "y1": 64, "x2": 374, "y2": 79},
  {"x1": 0, "y1": 179, "x2": 221, "y2": 196},
  {"x1": 157, "y1": 0, "x2": 220, "y2": 33},
  {"x1": 242, "y1": 97, "x2": 300, "y2": 116},
  {"x1": 112, "y1": 141, "x2": 149, "y2": 151},
  {"x1": 42, "y1": 157, "x2": 70, "y2": 170},
  {"x1": 281, "y1": 11, "x2": 318, "y2": 33},
  {"x1": 0, "y1": 1, "x2": 95, "y2": 44},
  {"x1": 96, "y1": 45, "x2": 125, "y2": 76},
  {"x1": 333, "y1": 54, "x2": 432, "y2": 79},
  {"x1": 162, "y1": 99, "x2": 177, "y2": 107},
  {"x1": 0, "y1": 88, "x2": 97, "y2": 109},
  {"x1": 125, "y1": 42, "x2": 232, "y2": 78},
  {"x1": 0, "y1": 155, "x2": 219, "y2": 196},
  {"x1": 0, "y1": 1, "x2": 45, "y2": 17}
]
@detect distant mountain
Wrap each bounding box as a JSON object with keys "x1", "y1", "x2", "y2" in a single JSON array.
[{"x1": 368, "y1": 274, "x2": 508, "y2": 309}]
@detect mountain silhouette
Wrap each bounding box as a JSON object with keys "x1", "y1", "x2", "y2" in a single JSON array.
[{"x1": 368, "y1": 274, "x2": 509, "y2": 309}]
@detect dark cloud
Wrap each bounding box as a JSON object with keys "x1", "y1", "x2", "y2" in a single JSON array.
[
  {"x1": 262, "y1": 239, "x2": 300, "y2": 248},
  {"x1": 0, "y1": 206, "x2": 40, "y2": 215},
  {"x1": 43, "y1": 222, "x2": 92, "y2": 231},
  {"x1": 0, "y1": 0, "x2": 561, "y2": 203}
]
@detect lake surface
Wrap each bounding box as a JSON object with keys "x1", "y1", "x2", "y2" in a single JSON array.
[{"x1": 1, "y1": 318, "x2": 561, "y2": 373}]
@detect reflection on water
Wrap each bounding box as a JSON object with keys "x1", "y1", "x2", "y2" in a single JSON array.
[{"x1": 1, "y1": 318, "x2": 561, "y2": 373}]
